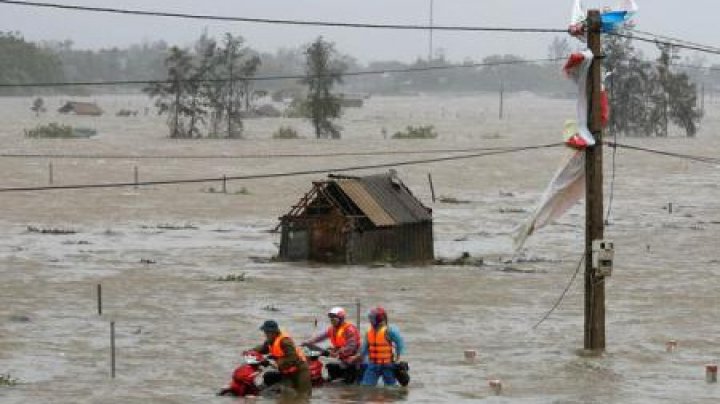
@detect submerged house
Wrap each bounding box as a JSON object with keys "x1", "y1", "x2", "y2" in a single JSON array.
[
  {"x1": 278, "y1": 171, "x2": 434, "y2": 264},
  {"x1": 58, "y1": 101, "x2": 103, "y2": 116}
]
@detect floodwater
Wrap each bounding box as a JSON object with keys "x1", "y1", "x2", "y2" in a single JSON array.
[{"x1": 0, "y1": 93, "x2": 718, "y2": 403}]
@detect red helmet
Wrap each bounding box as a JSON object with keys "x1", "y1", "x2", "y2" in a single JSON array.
[
  {"x1": 242, "y1": 350, "x2": 263, "y2": 365},
  {"x1": 368, "y1": 306, "x2": 387, "y2": 325}
]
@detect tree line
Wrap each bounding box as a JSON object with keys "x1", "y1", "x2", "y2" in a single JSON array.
[{"x1": 0, "y1": 31, "x2": 711, "y2": 138}]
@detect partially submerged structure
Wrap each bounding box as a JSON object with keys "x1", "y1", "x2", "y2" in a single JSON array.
[
  {"x1": 58, "y1": 101, "x2": 103, "y2": 116},
  {"x1": 278, "y1": 171, "x2": 433, "y2": 264}
]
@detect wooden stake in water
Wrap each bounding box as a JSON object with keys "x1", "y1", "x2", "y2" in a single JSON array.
[
  {"x1": 668, "y1": 202, "x2": 673, "y2": 214},
  {"x1": 222, "y1": 175, "x2": 227, "y2": 194},
  {"x1": 48, "y1": 161, "x2": 54, "y2": 185},
  {"x1": 110, "y1": 321, "x2": 116, "y2": 378},
  {"x1": 427, "y1": 173, "x2": 436, "y2": 203},
  {"x1": 356, "y1": 299, "x2": 361, "y2": 329},
  {"x1": 133, "y1": 166, "x2": 139, "y2": 189},
  {"x1": 97, "y1": 284, "x2": 102, "y2": 315}
]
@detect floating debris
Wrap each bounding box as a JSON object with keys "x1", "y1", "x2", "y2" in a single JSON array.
[
  {"x1": 155, "y1": 223, "x2": 198, "y2": 230},
  {"x1": 435, "y1": 252, "x2": 484, "y2": 267},
  {"x1": 61, "y1": 240, "x2": 91, "y2": 245},
  {"x1": 215, "y1": 273, "x2": 248, "y2": 282},
  {"x1": 140, "y1": 258, "x2": 156, "y2": 265},
  {"x1": 499, "y1": 207, "x2": 527, "y2": 214},
  {"x1": 27, "y1": 226, "x2": 76, "y2": 235},
  {"x1": 8, "y1": 315, "x2": 31, "y2": 323},
  {"x1": 263, "y1": 304, "x2": 280, "y2": 312},
  {"x1": 438, "y1": 196, "x2": 472, "y2": 204},
  {"x1": 499, "y1": 190, "x2": 515, "y2": 197}
]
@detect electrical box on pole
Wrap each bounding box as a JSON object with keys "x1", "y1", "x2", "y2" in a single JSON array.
[{"x1": 592, "y1": 240, "x2": 614, "y2": 277}]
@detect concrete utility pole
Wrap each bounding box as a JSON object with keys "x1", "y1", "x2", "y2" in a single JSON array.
[
  {"x1": 428, "y1": 0, "x2": 434, "y2": 62},
  {"x1": 584, "y1": 9, "x2": 605, "y2": 352}
]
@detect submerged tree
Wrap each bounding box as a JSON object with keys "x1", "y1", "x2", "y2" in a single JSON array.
[
  {"x1": 301, "y1": 37, "x2": 346, "y2": 139},
  {"x1": 604, "y1": 35, "x2": 654, "y2": 136},
  {"x1": 144, "y1": 33, "x2": 261, "y2": 139},
  {"x1": 604, "y1": 35, "x2": 702, "y2": 137}
]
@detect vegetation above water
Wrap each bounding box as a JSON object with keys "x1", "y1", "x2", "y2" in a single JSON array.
[
  {"x1": 392, "y1": 125, "x2": 438, "y2": 139},
  {"x1": 272, "y1": 126, "x2": 300, "y2": 139},
  {"x1": 24, "y1": 123, "x2": 96, "y2": 139},
  {"x1": 0, "y1": 373, "x2": 18, "y2": 386}
]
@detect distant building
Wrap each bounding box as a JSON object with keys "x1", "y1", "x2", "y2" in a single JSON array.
[
  {"x1": 278, "y1": 171, "x2": 433, "y2": 264},
  {"x1": 58, "y1": 101, "x2": 103, "y2": 116}
]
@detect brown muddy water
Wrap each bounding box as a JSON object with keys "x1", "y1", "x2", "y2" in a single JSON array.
[{"x1": 0, "y1": 93, "x2": 718, "y2": 403}]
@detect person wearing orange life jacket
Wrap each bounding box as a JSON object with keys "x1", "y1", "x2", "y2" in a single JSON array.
[
  {"x1": 251, "y1": 320, "x2": 312, "y2": 398},
  {"x1": 301, "y1": 307, "x2": 361, "y2": 383},
  {"x1": 352, "y1": 306, "x2": 407, "y2": 386}
]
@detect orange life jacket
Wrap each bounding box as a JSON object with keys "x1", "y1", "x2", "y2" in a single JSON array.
[
  {"x1": 367, "y1": 325, "x2": 393, "y2": 364},
  {"x1": 270, "y1": 332, "x2": 307, "y2": 374},
  {"x1": 329, "y1": 322, "x2": 351, "y2": 348}
]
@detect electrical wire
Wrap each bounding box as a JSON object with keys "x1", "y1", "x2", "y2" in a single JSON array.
[
  {"x1": 606, "y1": 141, "x2": 720, "y2": 165},
  {"x1": 532, "y1": 254, "x2": 585, "y2": 330},
  {"x1": 0, "y1": 0, "x2": 567, "y2": 33},
  {"x1": 0, "y1": 58, "x2": 565, "y2": 88},
  {"x1": 0, "y1": 144, "x2": 540, "y2": 160},
  {"x1": 628, "y1": 28, "x2": 720, "y2": 54},
  {"x1": 608, "y1": 31, "x2": 720, "y2": 56},
  {"x1": 0, "y1": 142, "x2": 564, "y2": 193}
]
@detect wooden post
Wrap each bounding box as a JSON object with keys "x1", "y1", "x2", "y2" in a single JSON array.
[
  {"x1": 48, "y1": 161, "x2": 53, "y2": 185},
  {"x1": 174, "y1": 79, "x2": 180, "y2": 138},
  {"x1": 427, "y1": 173, "x2": 436, "y2": 203},
  {"x1": 97, "y1": 284, "x2": 102, "y2": 315},
  {"x1": 222, "y1": 175, "x2": 227, "y2": 194},
  {"x1": 499, "y1": 79, "x2": 504, "y2": 120},
  {"x1": 133, "y1": 166, "x2": 139, "y2": 189},
  {"x1": 584, "y1": 9, "x2": 605, "y2": 352},
  {"x1": 701, "y1": 84, "x2": 705, "y2": 115},
  {"x1": 356, "y1": 299, "x2": 361, "y2": 329},
  {"x1": 110, "y1": 321, "x2": 116, "y2": 378}
]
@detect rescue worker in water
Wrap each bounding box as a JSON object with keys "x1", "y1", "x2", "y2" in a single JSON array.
[
  {"x1": 301, "y1": 306, "x2": 361, "y2": 383},
  {"x1": 252, "y1": 320, "x2": 312, "y2": 398},
  {"x1": 351, "y1": 306, "x2": 407, "y2": 386}
]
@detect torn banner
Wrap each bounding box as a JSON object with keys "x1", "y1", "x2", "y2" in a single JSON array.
[
  {"x1": 513, "y1": 151, "x2": 585, "y2": 251},
  {"x1": 563, "y1": 50, "x2": 596, "y2": 149}
]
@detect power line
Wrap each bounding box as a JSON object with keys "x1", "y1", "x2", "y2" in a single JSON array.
[
  {"x1": 0, "y1": 0, "x2": 566, "y2": 33},
  {"x1": 609, "y1": 31, "x2": 720, "y2": 56},
  {"x1": 0, "y1": 58, "x2": 564, "y2": 89},
  {"x1": 607, "y1": 141, "x2": 720, "y2": 165},
  {"x1": 629, "y1": 28, "x2": 720, "y2": 54},
  {"x1": 532, "y1": 254, "x2": 585, "y2": 330},
  {"x1": 0, "y1": 142, "x2": 564, "y2": 193},
  {"x1": 0, "y1": 144, "x2": 539, "y2": 160}
]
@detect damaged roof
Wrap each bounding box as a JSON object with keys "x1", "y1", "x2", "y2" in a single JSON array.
[{"x1": 336, "y1": 171, "x2": 431, "y2": 226}]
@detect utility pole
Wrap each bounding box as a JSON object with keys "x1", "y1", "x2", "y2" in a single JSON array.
[
  {"x1": 584, "y1": 9, "x2": 605, "y2": 352},
  {"x1": 428, "y1": 0, "x2": 434, "y2": 62}
]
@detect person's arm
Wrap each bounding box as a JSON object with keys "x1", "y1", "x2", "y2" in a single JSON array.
[
  {"x1": 388, "y1": 326, "x2": 405, "y2": 361},
  {"x1": 252, "y1": 341, "x2": 270, "y2": 355},
  {"x1": 302, "y1": 329, "x2": 330, "y2": 346}
]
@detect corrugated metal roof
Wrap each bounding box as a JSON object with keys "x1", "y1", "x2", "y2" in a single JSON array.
[
  {"x1": 357, "y1": 174, "x2": 432, "y2": 225},
  {"x1": 337, "y1": 180, "x2": 396, "y2": 226}
]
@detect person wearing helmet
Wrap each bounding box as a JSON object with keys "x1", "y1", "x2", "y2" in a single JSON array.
[
  {"x1": 351, "y1": 306, "x2": 406, "y2": 386},
  {"x1": 301, "y1": 306, "x2": 361, "y2": 383},
  {"x1": 251, "y1": 320, "x2": 312, "y2": 398}
]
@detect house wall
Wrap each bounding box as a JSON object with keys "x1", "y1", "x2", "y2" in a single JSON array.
[{"x1": 348, "y1": 222, "x2": 433, "y2": 264}]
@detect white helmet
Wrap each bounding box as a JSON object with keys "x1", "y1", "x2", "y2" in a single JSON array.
[{"x1": 328, "y1": 307, "x2": 346, "y2": 319}]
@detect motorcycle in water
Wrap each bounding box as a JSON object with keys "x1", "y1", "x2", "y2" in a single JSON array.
[{"x1": 218, "y1": 350, "x2": 279, "y2": 397}]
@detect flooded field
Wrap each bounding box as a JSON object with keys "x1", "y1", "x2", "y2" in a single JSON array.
[{"x1": 0, "y1": 93, "x2": 718, "y2": 403}]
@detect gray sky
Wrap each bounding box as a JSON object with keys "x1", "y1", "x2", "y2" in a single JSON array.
[{"x1": 1, "y1": 0, "x2": 718, "y2": 64}]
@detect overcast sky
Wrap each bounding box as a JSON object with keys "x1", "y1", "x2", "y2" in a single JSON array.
[{"x1": 1, "y1": 0, "x2": 718, "y2": 64}]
